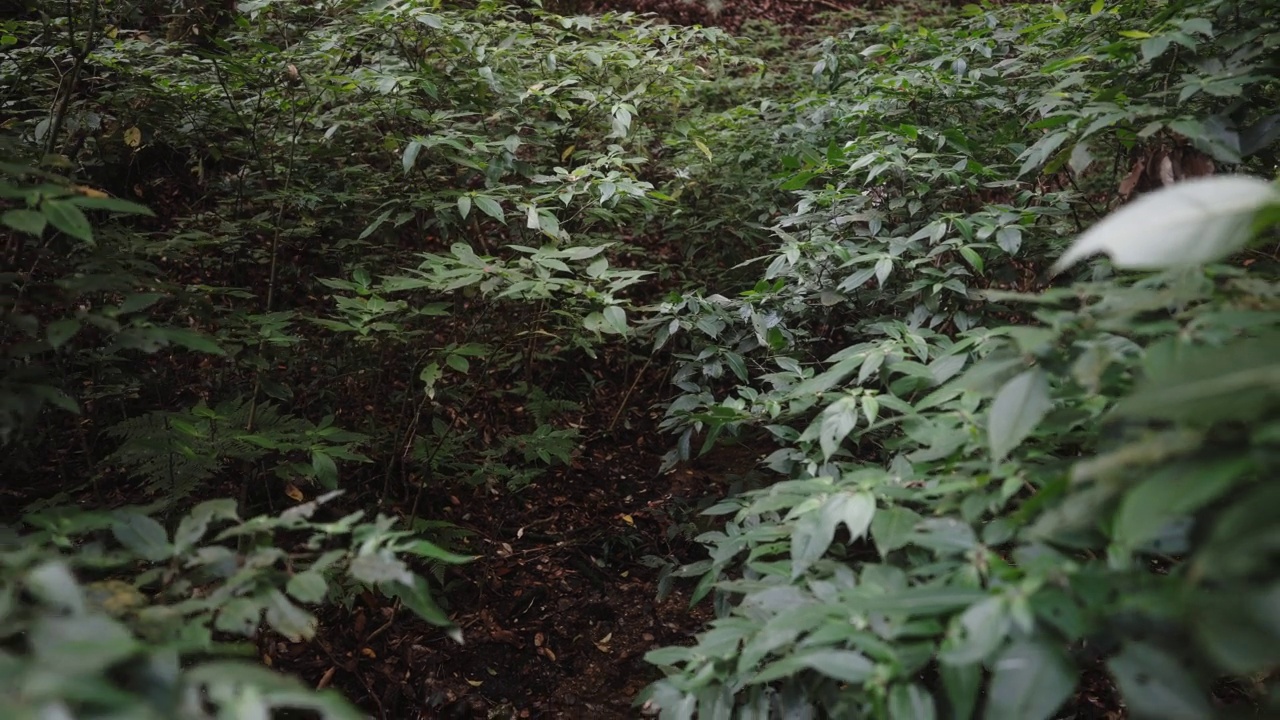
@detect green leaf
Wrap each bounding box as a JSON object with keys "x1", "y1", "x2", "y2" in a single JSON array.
[
  {"x1": 995, "y1": 226, "x2": 1022, "y2": 255},
  {"x1": 164, "y1": 328, "x2": 225, "y2": 355},
  {"x1": 988, "y1": 368, "x2": 1053, "y2": 461},
  {"x1": 31, "y1": 614, "x2": 139, "y2": 674},
  {"x1": 752, "y1": 648, "x2": 874, "y2": 685},
  {"x1": 287, "y1": 570, "x2": 329, "y2": 604},
  {"x1": 419, "y1": 362, "x2": 441, "y2": 398},
  {"x1": 871, "y1": 505, "x2": 922, "y2": 556},
  {"x1": 311, "y1": 451, "x2": 338, "y2": 489},
  {"x1": 1115, "y1": 331, "x2": 1280, "y2": 424},
  {"x1": 46, "y1": 318, "x2": 81, "y2": 349},
  {"x1": 3, "y1": 208, "x2": 47, "y2": 236},
  {"x1": 1113, "y1": 457, "x2": 1250, "y2": 549},
  {"x1": 1054, "y1": 176, "x2": 1280, "y2": 273},
  {"x1": 112, "y1": 512, "x2": 173, "y2": 561},
  {"x1": 473, "y1": 194, "x2": 504, "y2": 221},
  {"x1": 984, "y1": 638, "x2": 1077, "y2": 720},
  {"x1": 264, "y1": 589, "x2": 317, "y2": 641},
  {"x1": 1109, "y1": 642, "x2": 1214, "y2": 719},
  {"x1": 402, "y1": 141, "x2": 423, "y2": 174},
  {"x1": 816, "y1": 395, "x2": 860, "y2": 460},
  {"x1": 779, "y1": 170, "x2": 818, "y2": 191},
  {"x1": 538, "y1": 211, "x2": 561, "y2": 240},
  {"x1": 384, "y1": 575, "x2": 460, "y2": 636},
  {"x1": 602, "y1": 305, "x2": 628, "y2": 334},
  {"x1": 831, "y1": 491, "x2": 875, "y2": 540},
  {"x1": 445, "y1": 353, "x2": 470, "y2": 373},
  {"x1": 401, "y1": 539, "x2": 474, "y2": 565},
  {"x1": 457, "y1": 194, "x2": 472, "y2": 219},
  {"x1": 889, "y1": 683, "x2": 936, "y2": 720},
  {"x1": 790, "y1": 504, "x2": 838, "y2": 579},
  {"x1": 41, "y1": 199, "x2": 94, "y2": 243},
  {"x1": 66, "y1": 195, "x2": 154, "y2": 215},
  {"x1": 26, "y1": 561, "x2": 86, "y2": 614},
  {"x1": 119, "y1": 293, "x2": 165, "y2": 314},
  {"x1": 941, "y1": 596, "x2": 1010, "y2": 665},
  {"x1": 958, "y1": 246, "x2": 984, "y2": 274},
  {"x1": 941, "y1": 661, "x2": 981, "y2": 720}
]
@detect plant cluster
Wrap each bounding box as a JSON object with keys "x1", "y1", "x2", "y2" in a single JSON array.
[
  {"x1": 3, "y1": 0, "x2": 1279, "y2": 717},
  {"x1": 641, "y1": 1, "x2": 1280, "y2": 717}
]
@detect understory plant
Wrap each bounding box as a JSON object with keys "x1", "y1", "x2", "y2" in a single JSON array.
[{"x1": 642, "y1": 1, "x2": 1280, "y2": 717}]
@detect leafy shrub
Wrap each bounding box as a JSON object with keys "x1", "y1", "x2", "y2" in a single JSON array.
[
  {"x1": 1, "y1": 492, "x2": 469, "y2": 719},
  {"x1": 642, "y1": 1, "x2": 1280, "y2": 717}
]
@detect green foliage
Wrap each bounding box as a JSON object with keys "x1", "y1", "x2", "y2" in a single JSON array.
[
  {"x1": 1, "y1": 493, "x2": 468, "y2": 719},
  {"x1": 7, "y1": 0, "x2": 1280, "y2": 715},
  {"x1": 641, "y1": 0, "x2": 1280, "y2": 717}
]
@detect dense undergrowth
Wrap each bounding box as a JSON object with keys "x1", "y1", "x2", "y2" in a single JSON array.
[{"x1": 2, "y1": 0, "x2": 1278, "y2": 718}]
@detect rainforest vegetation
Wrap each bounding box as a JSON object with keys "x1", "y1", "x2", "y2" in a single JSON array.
[{"x1": 2, "y1": 0, "x2": 1278, "y2": 717}]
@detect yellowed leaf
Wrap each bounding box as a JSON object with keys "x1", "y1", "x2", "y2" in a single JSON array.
[
  {"x1": 124, "y1": 126, "x2": 142, "y2": 148},
  {"x1": 73, "y1": 185, "x2": 108, "y2": 198},
  {"x1": 284, "y1": 483, "x2": 305, "y2": 502}
]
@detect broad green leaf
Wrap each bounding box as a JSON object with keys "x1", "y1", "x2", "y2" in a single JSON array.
[
  {"x1": 988, "y1": 368, "x2": 1052, "y2": 461},
  {"x1": 3, "y1": 208, "x2": 47, "y2": 235},
  {"x1": 445, "y1": 353, "x2": 469, "y2": 373},
  {"x1": 791, "y1": 504, "x2": 838, "y2": 579},
  {"x1": 66, "y1": 195, "x2": 154, "y2": 215},
  {"x1": 119, "y1": 292, "x2": 164, "y2": 314},
  {"x1": 1191, "y1": 591, "x2": 1280, "y2": 674},
  {"x1": 985, "y1": 638, "x2": 1077, "y2": 720},
  {"x1": 958, "y1": 245, "x2": 984, "y2": 274},
  {"x1": 871, "y1": 505, "x2": 922, "y2": 556},
  {"x1": 26, "y1": 561, "x2": 85, "y2": 614},
  {"x1": 287, "y1": 570, "x2": 329, "y2": 604},
  {"x1": 1109, "y1": 642, "x2": 1214, "y2": 719},
  {"x1": 457, "y1": 194, "x2": 472, "y2": 219},
  {"x1": 164, "y1": 328, "x2": 226, "y2": 355},
  {"x1": 46, "y1": 318, "x2": 80, "y2": 349},
  {"x1": 473, "y1": 194, "x2": 504, "y2": 221},
  {"x1": 419, "y1": 362, "x2": 441, "y2": 398},
  {"x1": 112, "y1": 512, "x2": 173, "y2": 561},
  {"x1": 995, "y1": 226, "x2": 1022, "y2": 255},
  {"x1": 941, "y1": 596, "x2": 1010, "y2": 665},
  {"x1": 1114, "y1": 457, "x2": 1250, "y2": 549},
  {"x1": 888, "y1": 683, "x2": 936, "y2": 720},
  {"x1": 603, "y1": 305, "x2": 628, "y2": 334},
  {"x1": 1053, "y1": 176, "x2": 1280, "y2": 273},
  {"x1": 310, "y1": 451, "x2": 338, "y2": 488},
  {"x1": 752, "y1": 649, "x2": 873, "y2": 685},
  {"x1": 41, "y1": 199, "x2": 94, "y2": 243},
  {"x1": 1116, "y1": 331, "x2": 1280, "y2": 424},
  {"x1": 402, "y1": 141, "x2": 423, "y2": 173},
  {"x1": 384, "y1": 575, "x2": 460, "y2": 636},
  {"x1": 941, "y1": 661, "x2": 981, "y2": 720},
  {"x1": 812, "y1": 394, "x2": 860, "y2": 460},
  {"x1": 264, "y1": 589, "x2": 317, "y2": 641},
  {"x1": 31, "y1": 614, "x2": 139, "y2": 674},
  {"x1": 831, "y1": 491, "x2": 876, "y2": 540}
]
